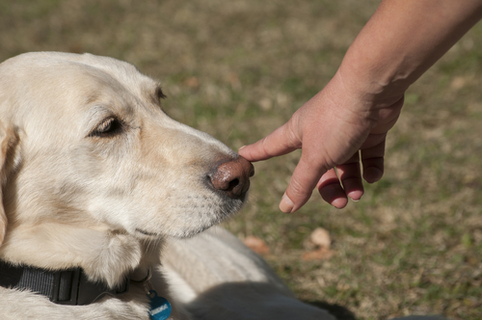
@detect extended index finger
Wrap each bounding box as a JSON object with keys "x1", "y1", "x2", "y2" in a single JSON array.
[{"x1": 239, "y1": 121, "x2": 301, "y2": 162}]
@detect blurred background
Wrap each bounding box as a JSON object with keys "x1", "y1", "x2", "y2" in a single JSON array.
[{"x1": 1, "y1": 1, "x2": 481, "y2": 319}]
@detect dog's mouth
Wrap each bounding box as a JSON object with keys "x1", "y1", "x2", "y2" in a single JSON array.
[{"x1": 135, "y1": 228, "x2": 159, "y2": 237}]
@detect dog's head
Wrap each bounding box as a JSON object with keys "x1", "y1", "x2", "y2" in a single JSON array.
[{"x1": 0, "y1": 52, "x2": 253, "y2": 281}]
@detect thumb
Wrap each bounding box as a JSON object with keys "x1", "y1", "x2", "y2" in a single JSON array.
[
  {"x1": 238, "y1": 121, "x2": 301, "y2": 162},
  {"x1": 280, "y1": 152, "x2": 327, "y2": 213}
]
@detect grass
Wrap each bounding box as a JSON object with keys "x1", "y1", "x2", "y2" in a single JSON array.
[{"x1": 1, "y1": 1, "x2": 481, "y2": 319}]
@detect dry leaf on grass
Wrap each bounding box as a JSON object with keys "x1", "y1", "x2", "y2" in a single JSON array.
[
  {"x1": 302, "y1": 227, "x2": 334, "y2": 261},
  {"x1": 184, "y1": 76, "x2": 199, "y2": 88},
  {"x1": 302, "y1": 247, "x2": 335, "y2": 261},
  {"x1": 310, "y1": 227, "x2": 331, "y2": 249},
  {"x1": 243, "y1": 235, "x2": 270, "y2": 255}
]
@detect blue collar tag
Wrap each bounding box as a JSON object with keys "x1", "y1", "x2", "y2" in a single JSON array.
[{"x1": 147, "y1": 290, "x2": 171, "y2": 320}]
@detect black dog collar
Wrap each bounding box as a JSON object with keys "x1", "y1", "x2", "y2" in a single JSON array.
[{"x1": 0, "y1": 260, "x2": 129, "y2": 305}]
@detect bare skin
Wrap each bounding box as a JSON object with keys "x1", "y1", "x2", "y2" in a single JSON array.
[{"x1": 239, "y1": 0, "x2": 482, "y2": 213}]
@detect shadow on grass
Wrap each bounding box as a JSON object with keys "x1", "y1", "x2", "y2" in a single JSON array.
[
  {"x1": 184, "y1": 282, "x2": 356, "y2": 320},
  {"x1": 304, "y1": 300, "x2": 357, "y2": 320}
]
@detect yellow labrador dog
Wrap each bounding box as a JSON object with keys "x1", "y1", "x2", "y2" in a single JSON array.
[
  {"x1": 0, "y1": 52, "x2": 336, "y2": 320},
  {"x1": 0, "y1": 52, "x2": 447, "y2": 320}
]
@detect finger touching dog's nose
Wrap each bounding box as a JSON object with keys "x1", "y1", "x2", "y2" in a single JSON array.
[{"x1": 210, "y1": 156, "x2": 255, "y2": 198}]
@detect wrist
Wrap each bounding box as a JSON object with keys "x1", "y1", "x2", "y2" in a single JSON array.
[{"x1": 333, "y1": 55, "x2": 406, "y2": 112}]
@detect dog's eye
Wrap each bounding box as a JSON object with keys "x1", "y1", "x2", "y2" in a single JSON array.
[{"x1": 90, "y1": 117, "x2": 123, "y2": 137}]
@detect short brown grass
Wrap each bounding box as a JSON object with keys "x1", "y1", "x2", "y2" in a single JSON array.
[{"x1": 1, "y1": 1, "x2": 481, "y2": 319}]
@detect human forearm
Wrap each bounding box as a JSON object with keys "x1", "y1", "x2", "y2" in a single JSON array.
[{"x1": 339, "y1": 0, "x2": 482, "y2": 104}]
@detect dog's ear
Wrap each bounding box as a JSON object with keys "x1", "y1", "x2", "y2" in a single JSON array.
[{"x1": 0, "y1": 121, "x2": 17, "y2": 246}]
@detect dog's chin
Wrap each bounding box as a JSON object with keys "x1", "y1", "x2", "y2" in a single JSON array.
[
  {"x1": 133, "y1": 224, "x2": 218, "y2": 241},
  {"x1": 135, "y1": 195, "x2": 247, "y2": 240},
  {"x1": 169, "y1": 224, "x2": 217, "y2": 239}
]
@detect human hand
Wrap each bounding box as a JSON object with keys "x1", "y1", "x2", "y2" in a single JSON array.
[
  {"x1": 240, "y1": 0, "x2": 482, "y2": 213},
  {"x1": 239, "y1": 72, "x2": 404, "y2": 212}
]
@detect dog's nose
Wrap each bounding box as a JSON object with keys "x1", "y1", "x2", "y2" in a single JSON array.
[{"x1": 209, "y1": 156, "x2": 255, "y2": 198}]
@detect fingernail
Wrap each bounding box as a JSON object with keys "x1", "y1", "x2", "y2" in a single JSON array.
[
  {"x1": 331, "y1": 198, "x2": 348, "y2": 209},
  {"x1": 364, "y1": 167, "x2": 383, "y2": 183},
  {"x1": 348, "y1": 190, "x2": 363, "y2": 202},
  {"x1": 238, "y1": 145, "x2": 246, "y2": 152},
  {"x1": 279, "y1": 193, "x2": 294, "y2": 213}
]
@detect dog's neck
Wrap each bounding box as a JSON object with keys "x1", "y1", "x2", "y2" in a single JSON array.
[{"x1": 0, "y1": 222, "x2": 164, "y2": 288}]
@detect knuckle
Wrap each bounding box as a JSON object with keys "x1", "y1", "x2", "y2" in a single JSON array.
[{"x1": 288, "y1": 178, "x2": 306, "y2": 198}]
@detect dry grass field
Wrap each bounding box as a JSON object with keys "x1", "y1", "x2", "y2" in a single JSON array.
[{"x1": 1, "y1": 1, "x2": 481, "y2": 319}]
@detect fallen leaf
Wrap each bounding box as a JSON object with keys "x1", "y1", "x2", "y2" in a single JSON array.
[
  {"x1": 227, "y1": 72, "x2": 241, "y2": 90},
  {"x1": 243, "y1": 235, "x2": 270, "y2": 255},
  {"x1": 302, "y1": 247, "x2": 335, "y2": 261},
  {"x1": 184, "y1": 77, "x2": 199, "y2": 88},
  {"x1": 310, "y1": 227, "x2": 331, "y2": 249}
]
